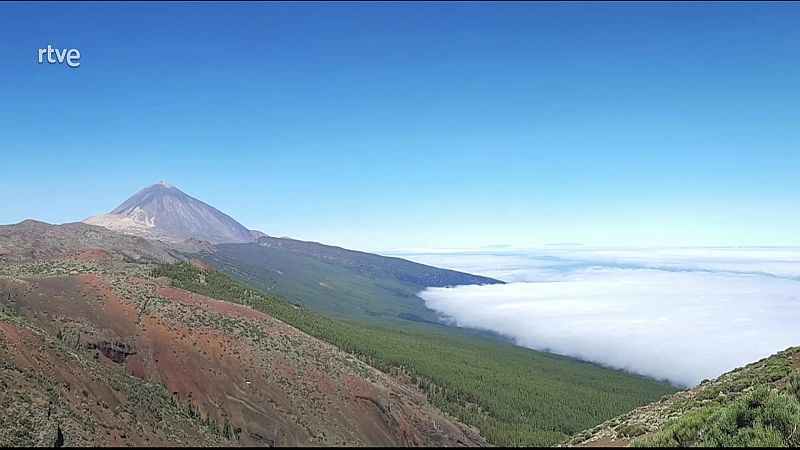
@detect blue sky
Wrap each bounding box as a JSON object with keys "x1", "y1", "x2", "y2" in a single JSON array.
[{"x1": 1, "y1": 2, "x2": 798, "y2": 250}]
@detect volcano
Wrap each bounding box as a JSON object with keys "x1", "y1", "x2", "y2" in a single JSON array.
[{"x1": 84, "y1": 181, "x2": 261, "y2": 244}]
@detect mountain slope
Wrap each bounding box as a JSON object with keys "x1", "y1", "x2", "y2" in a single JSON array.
[
  {"x1": 0, "y1": 306, "x2": 235, "y2": 447},
  {"x1": 84, "y1": 181, "x2": 258, "y2": 244},
  {"x1": 200, "y1": 238, "x2": 501, "y2": 323},
  {"x1": 0, "y1": 225, "x2": 485, "y2": 447},
  {"x1": 81, "y1": 182, "x2": 500, "y2": 324},
  {"x1": 65, "y1": 182, "x2": 678, "y2": 446},
  {"x1": 254, "y1": 236, "x2": 499, "y2": 288},
  {"x1": 566, "y1": 346, "x2": 800, "y2": 447},
  {"x1": 159, "y1": 261, "x2": 677, "y2": 447},
  {"x1": 0, "y1": 220, "x2": 678, "y2": 447}
]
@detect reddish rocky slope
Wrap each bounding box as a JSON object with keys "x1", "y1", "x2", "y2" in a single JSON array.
[{"x1": 0, "y1": 226, "x2": 484, "y2": 447}]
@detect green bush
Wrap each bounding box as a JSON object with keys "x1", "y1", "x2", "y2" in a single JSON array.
[
  {"x1": 635, "y1": 386, "x2": 800, "y2": 447},
  {"x1": 616, "y1": 423, "x2": 648, "y2": 438},
  {"x1": 789, "y1": 370, "x2": 800, "y2": 403},
  {"x1": 633, "y1": 407, "x2": 716, "y2": 447}
]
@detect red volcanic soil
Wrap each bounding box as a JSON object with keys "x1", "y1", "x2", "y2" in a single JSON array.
[
  {"x1": 0, "y1": 316, "x2": 231, "y2": 447},
  {"x1": 78, "y1": 274, "x2": 139, "y2": 337},
  {"x1": 0, "y1": 269, "x2": 484, "y2": 447},
  {"x1": 189, "y1": 259, "x2": 212, "y2": 270},
  {"x1": 73, "y1": 249, "x2": 112, "y2": 262},
  {"x1": 156, "y1": 286, "x2": 267, "y2": 322}
]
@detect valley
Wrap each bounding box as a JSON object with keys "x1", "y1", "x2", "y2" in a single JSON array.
[{"x1": 154, "y1": 261, "x2": 677, "y2": 446}]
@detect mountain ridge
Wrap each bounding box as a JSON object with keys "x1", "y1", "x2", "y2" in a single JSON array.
[
  {"x1": 254, "y1": 235, "x2": 500, "y2": 288},
  {"x1": 0, "y1": 219, "x2": 183, "y2": 263}
]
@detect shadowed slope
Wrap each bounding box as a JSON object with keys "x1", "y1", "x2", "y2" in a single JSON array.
[{"x1": 202, "y1": 238, "x2": 501, "y2": 323}]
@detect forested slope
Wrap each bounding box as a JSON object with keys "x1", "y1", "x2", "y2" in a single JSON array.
[{"x1": 154, "y1": 262, "x2": 676, "y2": 446}]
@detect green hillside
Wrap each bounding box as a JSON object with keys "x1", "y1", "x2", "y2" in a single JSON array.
[
  {"x1": 567, "y1": 347, "x2": 800, "y2": 447},
  {"x1": 153, "y1": 262, "x2": 677, "y2": 447},
  {"x1": 199, "y1": 238, "x2": 500, "y2": 323}
]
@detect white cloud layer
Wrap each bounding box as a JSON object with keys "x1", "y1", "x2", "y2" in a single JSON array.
[{"x1": 412, "y1": 247, "x2": 800, "y2": 386}]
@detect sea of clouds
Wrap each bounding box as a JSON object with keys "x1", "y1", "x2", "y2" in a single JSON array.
[{"x1": 390, "y1": 246, "x2": 800, "y2": 386}]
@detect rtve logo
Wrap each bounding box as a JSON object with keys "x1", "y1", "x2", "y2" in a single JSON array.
[{"x1": 38, "y1": 45, "x2": 81, "y2": 68}]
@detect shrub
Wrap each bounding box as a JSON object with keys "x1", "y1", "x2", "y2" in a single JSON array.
[
  {"x1": 636, "y1": 386, "x2": 800, "y2": 447},
  {"x1": 632, "y1": 407, "x2": 716, "y2": 447},
  {"x1": 789, "y1": 370, "x2": 800, "y2": 403},
  {"x1": 616, "y1": 422, "x2": 648, "y2": 438}
]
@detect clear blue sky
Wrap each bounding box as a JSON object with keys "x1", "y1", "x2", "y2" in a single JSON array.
[{"x1": 1, "y1": 2, "x2": 798, "y2": 250}]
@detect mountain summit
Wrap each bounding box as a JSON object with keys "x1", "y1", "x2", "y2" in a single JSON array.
[{"x1": 84, "y1": 182, "x2": 261, "y2": 244}]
